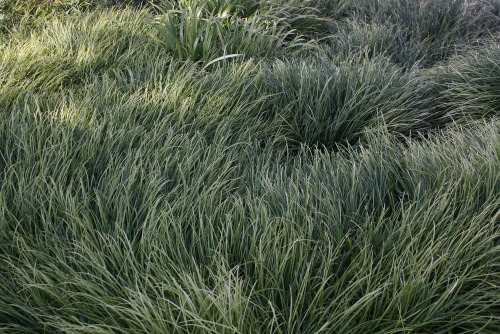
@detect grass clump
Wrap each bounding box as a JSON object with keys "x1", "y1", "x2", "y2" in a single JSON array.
[
  {"x1": 265, "y1": 55, "x2": 432, "y2": 150},
  {"x1": 152, "y1": 0, "x2": 313, "y2": 62},
  {"x1": 431, "y1": 38, "x2": 500, "y2": 120},
  {"x1": 331, "y1": 0, "x2": 500, "y2": 68},
  {"x1": 0, "y1": 0, "x2": 148, "y2": 36},
  {"x1": 0, "y1": 8, "x2": 157, "y2": 100},
  {"x1": 1, "y1": 1, "x2": 499, "y2": 333}
]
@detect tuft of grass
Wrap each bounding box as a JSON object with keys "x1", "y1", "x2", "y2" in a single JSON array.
[
  {"x1": 0, "y1": 8, "x2": 159, "y2": 100},
  {"x1": 429, "y1": 38, "x2": 500, "y2": 121},
  {"x1": 0, "y1": 0, "x2": 152, "y2": 36},
  {"x1": 330, "y1": 0, "x2": 500, "y2": 68},
  {"x1": 152, "y1": 0, "x2": 312, "y2": 62},
  {"x1": 264, "y1": 55, "x2": 434, "y2": 150}
]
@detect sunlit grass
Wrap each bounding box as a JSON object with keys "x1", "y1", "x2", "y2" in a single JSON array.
[{"x1": 0, "y1": 1, "x2": 499, "y2": 333}]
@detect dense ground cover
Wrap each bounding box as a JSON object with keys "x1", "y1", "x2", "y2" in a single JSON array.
[{"x1": 0, "y1": 0, "x2": 499, "y2": 332}]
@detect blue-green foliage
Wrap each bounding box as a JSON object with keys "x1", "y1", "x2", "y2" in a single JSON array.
[{"x1": 0, "y1": 1, "x2": 499, "y2": 333}]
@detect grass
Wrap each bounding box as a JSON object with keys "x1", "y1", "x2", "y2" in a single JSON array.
[
  {"x1": 0, "y1": 0, "x2": 499, "y2": 333},
  {"x1": 151, "y1": 1, "x2": 306, "y2": 62}
]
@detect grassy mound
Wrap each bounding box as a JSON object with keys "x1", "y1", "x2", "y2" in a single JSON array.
[{"x1": 1, "y1": 1, "x2": 499, "y2": 332}]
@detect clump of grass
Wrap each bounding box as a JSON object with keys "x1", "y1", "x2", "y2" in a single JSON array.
[
  {"x1": 172, "y1": 0, "x2": 261, "y2": 17},
  {"x1": 0, "y1": 0, "x2": 150, "y2": 36},
  {"x1": 259, "y1": 0, "x2": 334, "y2": 38},
  {"x1": 0, "y1": 0, "x2": 89, "y2": 35},
  {"x1": 429, "y1": 38, "x2": 500, "y2": 121},
  {"x1": 152, "y1": 0, "x2": 311, "y2": 62},
  {"x1": 330, "y1": 0, "x2": 500, "y2": 68},
  {"x1": 330, "y1": 20, "x2": 431, "y2": 68},
  {"x1": 264, "y1": 55, "x2": 433, "y2": 150},
  {"x1": 0, "y1": 8, "x2": 158, "y2": 100}
]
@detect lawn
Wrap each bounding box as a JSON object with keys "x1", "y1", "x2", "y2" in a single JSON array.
[{"x1": 0, "y1": 0, "x2": 499, "y2": 332}]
